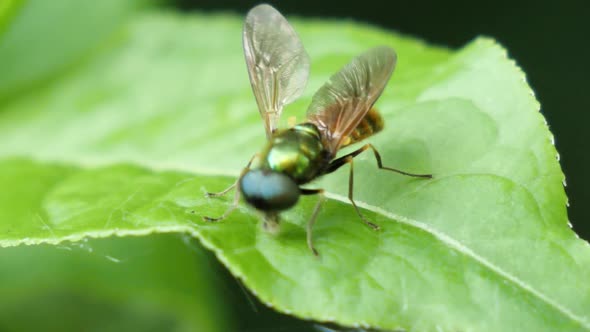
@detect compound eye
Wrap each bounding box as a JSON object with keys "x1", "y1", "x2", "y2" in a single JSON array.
[{"x1": 240, "y1": 170, "x2": 300, "y2": 212}]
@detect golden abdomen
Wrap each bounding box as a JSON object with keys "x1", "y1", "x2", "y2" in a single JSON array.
[{"x1": 340, "y1": 108, "x2": 384, "y2": 148}]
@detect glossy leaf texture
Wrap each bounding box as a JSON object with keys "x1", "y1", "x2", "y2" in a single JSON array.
[{"x1": 0, "y1": 7, "x2": 588, "y2": 332}]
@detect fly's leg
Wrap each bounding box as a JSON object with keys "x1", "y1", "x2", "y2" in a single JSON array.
[
  {"x1": 325, "y1": 144, "x2": 432, "y2": 230},
  {"x1": 301, "y1": 188, "x2": 325, "y2": 256},
  {"x1": 328, "y1": 144, "x2": 432, "y2": 178},
  {"x1": 202, "y1": 154, "x2": 258, "y2": 222},
  {"x1": 205, "y1": 154, "x2": 259, "y2": 197},
  {"x1": 205, "y1": 182, "x2": 236, "y2": 198},
  {"x1": 364, "y1": 144, "x2": 432, "y2": 178},
  {"x1": 339, "y1": 155, "x2": 380, "y2": 230},
  {"x1": 203, "y1": 185, "x2": 242, "y2": 222}
]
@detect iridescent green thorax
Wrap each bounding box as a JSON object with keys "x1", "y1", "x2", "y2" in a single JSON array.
[{"x1": 259, "y1": 123, "x2": 330, "y2": 184}]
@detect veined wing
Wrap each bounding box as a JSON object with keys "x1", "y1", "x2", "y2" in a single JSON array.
[
  {"x1": 306, "y1": 46, "x2": 396, "y2": 154},
  {"x1": 243, "y1": 4, "x2": 310, "y2": 139}
]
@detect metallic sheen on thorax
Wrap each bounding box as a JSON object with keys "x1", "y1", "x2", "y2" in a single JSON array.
[{"x1": 260, "y1": 123, "x2": 329, "y2": 184}]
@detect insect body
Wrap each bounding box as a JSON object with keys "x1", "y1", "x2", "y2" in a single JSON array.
[
  {"x1": 241, "y1": 123, "x2": 328, "y2": 210},
  {"x1": 204, "y1": 4, "x2": 431, "y2": 255}
]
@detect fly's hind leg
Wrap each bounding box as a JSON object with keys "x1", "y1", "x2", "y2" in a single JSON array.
[
  {"x1": 325, "y1": 144, "x2": 432, "y2": 230},
  {"x1": 362, "y1": 144, "x2": 432, "y2": 178},
  {"x1": 202, "y1": 154, "x2": 258, "y2": 222},
  {"x1": 301, "y1": 188, "x2": 325, "y2": 256},
  {"x1": 328, "y1": 155, "x2": 379, "y2": 230}
]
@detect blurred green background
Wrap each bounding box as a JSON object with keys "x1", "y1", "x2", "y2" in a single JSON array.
[{"x1": 176, "y1": 0, "x2": 590, "y2": 240}]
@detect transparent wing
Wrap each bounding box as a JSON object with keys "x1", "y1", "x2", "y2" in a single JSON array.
[
  {"x1": 243, "y1": 4, "x2": 310, "y2": 139},
  {"x1": 306, "y1": 46, "x2": 396, "y2": 154}
]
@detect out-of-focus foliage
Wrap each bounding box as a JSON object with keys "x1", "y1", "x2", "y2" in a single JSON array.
[
  {"x1": 0, "y1": 234, "x2": 234, "y2": 332},
  {"x1": 0, "y1": 0, "x2": 145, "y2": 101}
]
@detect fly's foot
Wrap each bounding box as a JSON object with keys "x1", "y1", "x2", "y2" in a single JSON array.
[
  {"x1": 364, "y1": 219, "x2": 381, "y2": 231},
  {"x1": 205, "y1": 191, "x2": 224, "y2": 198},
  {"x1": 311, "y1": 246, "x2": 319, "y2": 257},
  {"x1": 202, "y1": 215, "x2": 224, "y2": 222}
]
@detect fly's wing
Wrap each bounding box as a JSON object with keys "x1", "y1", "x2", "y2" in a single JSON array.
[
  {"x1": 306, "y1": 46, "x2": 396, "y2": 154},
  {"x1": 243, "y1": 4, "x2": 310, "y2": 139}
]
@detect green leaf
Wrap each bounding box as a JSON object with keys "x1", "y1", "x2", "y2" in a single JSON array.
[
  {"x1": 0, "y1": 9, "x2": 588, "y2": 332},
  {"x1": 0, "y1": 0, "x2": 147, "y2": 101},
  {"x1": 0, "y1": 0, "x2": 24, "y2": 35}
]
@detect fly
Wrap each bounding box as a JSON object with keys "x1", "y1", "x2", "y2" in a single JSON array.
[{"x1": 203, "y1": 4, "x2": 432, "y2": 255}]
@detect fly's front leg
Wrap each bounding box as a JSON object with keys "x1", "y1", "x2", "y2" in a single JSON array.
[
  {"x1": 205, "y1": 182, "x2": 237, "y2": 198},
  {"x1": 325, "y1": 144, "x2": 432, "y2": 230},
  {"x1": 301, "y1": 188, "x2": 325, "y2": 257},
  {"x1": 202, "y1": 154, "x2": 258, "y2": 222},
  {"x1": 202, "y1": 182, "x2": 243, "y2": 222},
  {"x1": 205, "y1": 154, "x2": 259, "y2": 197}
]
